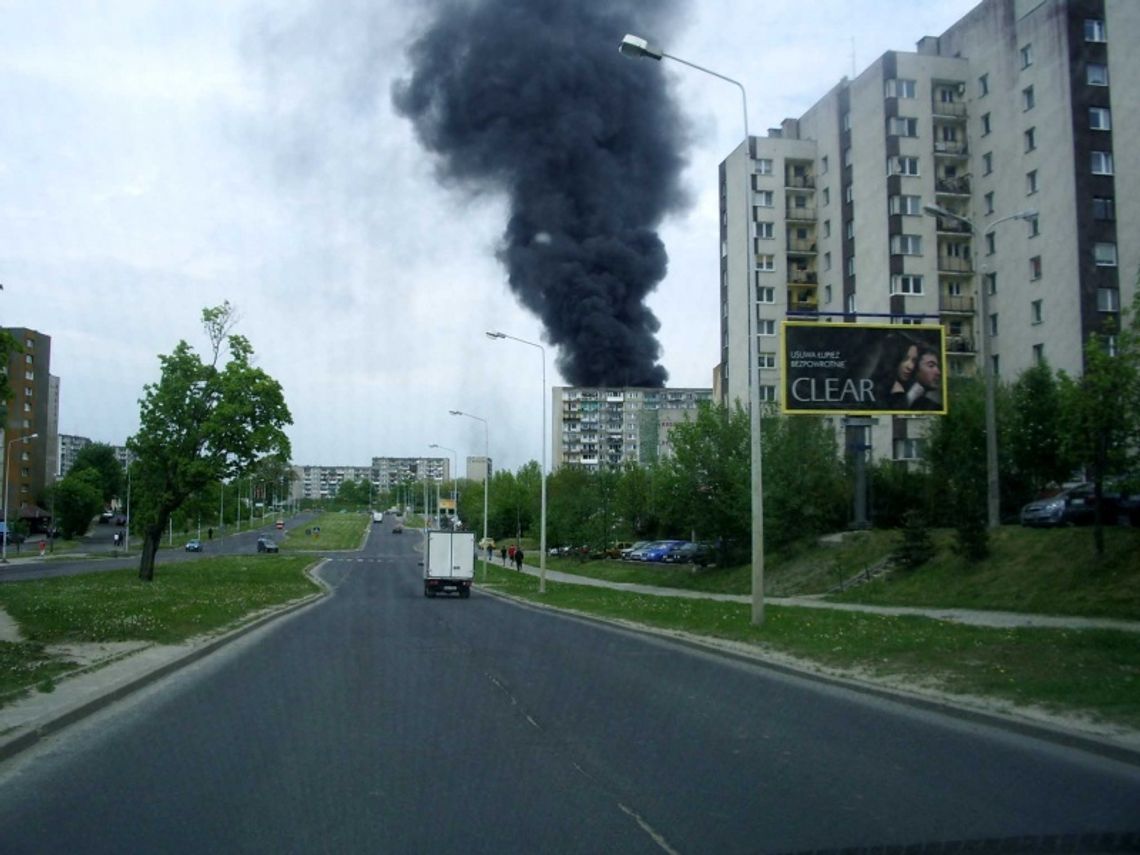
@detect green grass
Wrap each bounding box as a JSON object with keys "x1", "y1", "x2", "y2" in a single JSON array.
[
  {"x1": 829, "y1": 525, "x2": 1140, "y2": 619},
  {"x1": 0, "y1": 554, "x2": 321, "y2": 706},
  {"x1": 478, "y1": 561, "x2": 1140, "y2": 729},
  {"x1": 281, "y1": 512, "x2": 368, "y2": 551}
]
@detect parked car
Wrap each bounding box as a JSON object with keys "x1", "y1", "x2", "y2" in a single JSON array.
[
  {"x1": 662, "y1": 541, "x2": 714, "y2": 566},
  {"x1": 604, "y1": 541, "x2": 634, "y2": 560},
  {"x1": 620, "y1": 541, "x2": 651, "y2": 560},
  {"x1": 626, "y1": 541, "x2": 660, "y2": 561},
  {"x1": 392, "y1": 522, "x2": 404, "y2": 534},
  {"x1": 185, "y1": 539, "x2": 203, "y2": 552},
  {"x1": 1019, "y1": 483, "x2": 1118, "y2": 527},
  {"x1": 641, "y1": 540, "x2": 685, "y2": 562},
  {"x1": 256, "y1": 536, "x2": 279, "y2": 553}
]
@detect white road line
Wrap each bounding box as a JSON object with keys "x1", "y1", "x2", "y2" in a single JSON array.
[{"x1": 618, "y1": 803, "x2": 681, "y2": 855}]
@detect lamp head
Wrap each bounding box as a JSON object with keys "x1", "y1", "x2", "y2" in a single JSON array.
[
  {"x1": 448, "y1": 410, "x2": 462, "y2": 416},
  {"x1": 619, "y1": 34, "x2": 662, "y2": 60},
  {"x1": 485, "y1": 331, "x2": 506, "y2": 340}
]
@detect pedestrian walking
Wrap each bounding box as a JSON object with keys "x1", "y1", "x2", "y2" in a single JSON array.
[
  {"x1": 500, "y1": 545, "x2": 508, "y2": 565},
  {"x1": 514, "y1": 547, "x2": 524, "y2": 572},
  {"x1": 508, "y1": 544, "x2": 516, "y2": 565},
  {"x1": 486, "y1": 544, "x2": 493, "y2": 562}
]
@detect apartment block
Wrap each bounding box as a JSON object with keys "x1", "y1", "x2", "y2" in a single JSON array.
[
  {"x1": 719, "y1": 0, "x2": 1136, "y2": 465},
  {"x1": 2, "y1": 328, "x2": 53, "y2": 519},
  {"x1": 552, "y1": 386, "x2": 713, "y2": 471},
  {"x1": 291, "y1": 457, "x2": 451, "y2": 502},
  {"x1": 466, "y1": 456, "x2": 493, "y2": 482}
]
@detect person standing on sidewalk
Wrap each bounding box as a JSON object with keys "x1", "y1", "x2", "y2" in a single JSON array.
[
  {"x1": 500, "y1": 545, "x2": 507, "y2": 565},
  {"x1": 514, "y1": 547, "x2": 524, "y2": 572}
]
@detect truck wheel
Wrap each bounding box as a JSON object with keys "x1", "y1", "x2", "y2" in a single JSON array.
[{"x1": 460, "y1": 588, "x2": 470, "y2": 599}]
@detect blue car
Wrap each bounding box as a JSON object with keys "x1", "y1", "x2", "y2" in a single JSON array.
[{"x1": 641, "y1": 540, "x2": 685, "y2": 562}]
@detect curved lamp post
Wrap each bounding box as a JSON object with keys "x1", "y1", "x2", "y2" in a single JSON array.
[
  {"x1": 924, "y1": 204, "x2": 1037, "y2": 529},
  {"x1": 485, "y1": 330, "x2": 548, "y2": 593},
  {"x1": 620, "y1": 33, "x2": 767, "y2": 625},
  {"x1": 2, "y1": 432, "x2": 38, "y2": 563},
  {"x1": 428, "y1": 443, "x2": 458, "y2": 526},
  {"x1": 450, "y1": 409, "x2": 490, "y2": 576}
]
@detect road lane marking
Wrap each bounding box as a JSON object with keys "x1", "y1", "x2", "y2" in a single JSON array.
[{"x1": 618, "y1": 803, "x2": 681, "y2": 855}]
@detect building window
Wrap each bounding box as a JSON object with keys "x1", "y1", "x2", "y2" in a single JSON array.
[
  {"x1": 985, "y1": 232, "x2": 996, "y2": 255},
  {"x1": 1031, "y1": 299, "x2": 1043, "y2": 325},
  {"x1": 884, "y1": 78, "x2": 917, "y2": 98},
  {"x1": 1028, "y1": 215, "x2": 1040, "y2": 237},
  {"x1": 890, "y1": 234, "x2": 922, "y2": 256},
  {"x1": 756, "y1": 286, "x2": 775, "y2": 303},
  {"x1": 1087, "y1": 63, "x2": 1109, "y2": 86},
  {"x1": 758, "y1": 318, "x2": 776, "y2": 335},
  {"x1": 1024, "y1": 127, "x2": 1036, "y2": 152},
  {"x1": 756, "y1": 221, "x2": 774, "y2": 239},
  {"x1": 1097, "y1": 288, "x2": 1120, "y2": 312},
  {"x1": 984, "y1": 273, "x2": 997, "y2": 295},
  {"x1": 822, "y1": 187, "x2": 830, "y2": 206},
  {"x1": 846, "y1": 294, "x2": 857, "y2": 314},
  {"x1": 1092, "y1": 196, "x2": 1115, "y2": 221},
  {"x1": 981, "y1": 113, "x2": 991, "y2": 135},
  {"x1": 1030, "y1": 256, "x2": 1042, "y2": 280},
  {"x1": 1094, "y1": 242, "x2": 1117, "y2": 267},
  {"x1": 982, "y1": 152, "x2": 993, "y2": 175},
  {"x1": 844, "y1": 184, "x2": 853, "y2": 203},
  {"x1": 890, "y1": 195, "x2": 922, "y2": 216},
  {"x1": 1091, "y1": 151, "x2": 1114, "y2": 175},
  {"x1": 888, "y1": 156, "x2": 919, "y2": 176},
  {"x1": 758, "y1": 352, "x2": 776, "y2": 369},
  {"x1": 843, "y1": 146, "x2": 852, "y2": 167},
  {"x1": 1032, "y1": 343, "x2": 1045, "y2": 364},
  {"x1": 1084, "y1": 18, "x2": 1106, "y2": 42},
  {"x1": 824, "y1": 251, "x2": 831, "y2": 271},
  {"x1": 890, "y1": 274, "x2": 923, "y2": 295},
  {"x1": 842, "y1": 111, "x2": 851, "y2": 131},
  {"x1": 845, "y1": 220, "x2": 854, "y2": 239},
  {"x1": 823, "y1": 219, "x2": 831, "y2": 238},
  {"x1": 755, "y1": 191, "x2": 774, "y2": 207},
  {"x1": 1026, "y1": 170, "x2": 1038, "y2": 195},
  {"x1": 756, "y1": 254, "x2": 775, "y2": 271},
  {"x1": 984, "y1": 191, "x2": 995, "y2": 214},
  {"x1": 990, "y1": 313, "x2": 999, "y2": 337},
  {"x1": 756, "y1": 158, "x2": 774, "y2": 175},
  {"x1": 978, "y1": 73, "x2": 989, "y2": 96},
  {"x1": 820, "y1": 155, "x2": 829, "y2": 174},
  {"x1": 1020, "y1": 44, "x2": 1033, "y2": 69},
  {"x1": 893, "y1": 438, "x2": 923, "y2": 461},
  {"x1": 1022, "y1": 86, "x2": 1035, "y2": 111},
  {"x1": 824, "y1": 284, "x2": 832, "y2": 304},
  {"x1": 1089, "y1": 107, "x2": 1111, "y2": 131},
  {"x1": 888, "y1": 116, "x2": 918, "y2": 137}
]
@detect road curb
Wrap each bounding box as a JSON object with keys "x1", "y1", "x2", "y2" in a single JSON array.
[
  {"x1": 476, "y1": 584, "x2": 1140, "y2": 768},
  {"x1": 0, "y1": 562, "x2": 332, "y2": 764}
]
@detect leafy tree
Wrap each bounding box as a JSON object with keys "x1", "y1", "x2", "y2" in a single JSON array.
[
  {"x1": 760, "y1": 414, "x2": 848, "y2": 551},
  {"x1": 614, "y1": 461, "x2": 663, "y2": 539},
  {"x1": 336, "y1": 479, "x2": 371, "y2": 507},
  {"x1": 1057, "y1": 293, "x2": 1140, "y2": 555},
  {"x1": 69, "y1": 443, "x2": 125, "y2": 507},
  {"x1": 893, "y1": 509, "x2": 934, "y2": 571},
  {"x1": 925, "y1": 377, "x2": 989, "y2": 559},
  {"x1": 128, "y1": 303, "x2": 292, "y2": 580},
  {"x1": 1005, "y1": 361, "x2": 1072, "y2": 506},
  {"x1": 50, "y1": 469, "x2": 104, "y2": 539},
  {"x1": 869, "y1": 459, "x2": 930, "y2": 528}
]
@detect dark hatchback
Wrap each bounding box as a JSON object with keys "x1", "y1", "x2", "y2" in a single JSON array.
[{"x1": 1019, "y1": 483, "x2": 1135, "y2": 527}]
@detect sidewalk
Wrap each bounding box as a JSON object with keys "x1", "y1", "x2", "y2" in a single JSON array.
[{"x1": 509, "y1": 561, "x2": 1140, "y2": 634}]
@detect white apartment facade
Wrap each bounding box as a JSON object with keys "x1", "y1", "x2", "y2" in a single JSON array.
[
  {"x1": 719, "y1": 0, "x2": 1136, "y2": 464},
  {"x1": 290, "y1": 457, "x2": 452, "y2": 502},
  {"x1": 552, "y1": 386, "x2": 713, "y2": 471}
]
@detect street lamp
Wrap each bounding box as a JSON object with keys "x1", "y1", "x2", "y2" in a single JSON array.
[
  {"x1": 2, "y1": 432, "x2": 39, "y2": 563},
  {"x1": 450, "y1": 409, "x2": 490, "y2": 572},
  {"x1": 923, "y1": 204, "x2": 1037, "y2": 529},
  {"x1": 620, "y1": 34, "x2": 767, "y2": 625},
  {"x1": 486, "y1": 330, "x2": 548, "y2": 593},
  {"x1": 428, "y1": 444, "x2": 458, "y2": 526}
]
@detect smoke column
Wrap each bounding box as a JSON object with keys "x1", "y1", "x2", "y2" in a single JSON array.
[{"x1": 393, "y1": 0, "x2": 689, "y2": 387}]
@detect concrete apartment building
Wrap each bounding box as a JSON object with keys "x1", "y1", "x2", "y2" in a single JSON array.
[
  {"x1": 1, "y1": 328, "x2": 56, "y2": 522},
  {"x1": 291, "y1": 457, "x2": 451, "y2": 502},
  {"x1": 552, "y1": 386, "x2": 713, "y2": 471},
  {"x1": 465, "y1": 456, "x2": 493, "y2": 482},
  {"x1": 719, "y1": 0, "x2": 1136, "y2": 464}
]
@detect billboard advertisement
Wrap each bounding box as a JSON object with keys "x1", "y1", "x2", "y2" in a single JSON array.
[{"x1": 780, "y1": 322, "x2": 947, "y2": 415}]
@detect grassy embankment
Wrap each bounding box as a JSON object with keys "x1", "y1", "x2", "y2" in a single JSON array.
[{"x1": 0, "y1": 555, "x2": 319, "y2": 705}]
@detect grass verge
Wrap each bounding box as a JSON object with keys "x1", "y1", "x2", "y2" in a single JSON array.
[
  {"x1": 0, "y1": 555, "x2": 320, "y2": 704},
  {"x1": 282, "y1": 512, "x2": 368, "y2": 551},
  {"x1": 480, "y1": 561, "x2": 1140, "y2": 731}
]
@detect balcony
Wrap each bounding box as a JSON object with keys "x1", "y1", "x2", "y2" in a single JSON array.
[
  {"x1": 931, "y1": 99, "x2": 967, "y2": 118},
  {"x1": 787, "y1": 290, "x2": 819, "y2": 311},
  {"x1": 933, "y1": 140, "x2": 969, "y2": 157},
  {"x1": 785, "y1": 174, "x2": 816, "y2": 189},
  {"x1": 939, "y1": 295, "x2": 975, "y2": 314},
  {"x1": 933, "y1": 216, "x2": 972, "y2": 234},
  {"x1": 946, "y1": 336, "x2": 976, "y2": 354},
  {"x1": 936, "y1": 176, "x2": 971, "y2": 196},
  {"x1": 786, "y1": 206, "x2": 817, "y2": 221},
  {"x1": 937, "y1": 256, "x2": 974, "y2": 274},
  {"x1": 788, "y1": 268, "x2": 818, "y2": 284},
  {"x1": 786, "y1": 238, "x2": 817, "y2": 253}
]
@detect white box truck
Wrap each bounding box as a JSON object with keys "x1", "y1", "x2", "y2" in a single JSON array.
[
  {"x1": 372, "y1": 510, "x2": 383, "y2": 523},
  {"x1": 422, "y1": 530, "x2": 475, "y2": 598}
]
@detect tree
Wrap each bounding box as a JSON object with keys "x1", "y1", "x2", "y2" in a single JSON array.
[
  {"x1": 925, "y1": 378, "x2": 989, "y2": 560},
  {"x1": 68, "y1": 443, "x2": 125, "y2": 507},
  {"x1": 1057, "y1": 293, "x2": 1140, "y2": 555},
  {"x1": 128, "y1": 303, "x2": 292, "y2": 580},
  {"x1": 50, "y1": 469, "x2": 104, "y2": 539},
  {"x1": 1006, "y1": 361, "x2": 1072, "y2": 506}
]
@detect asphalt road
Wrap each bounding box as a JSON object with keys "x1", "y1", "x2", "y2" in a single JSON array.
[{"x1": 1, "y1": 518, "x2": 1138, "y2": 854}]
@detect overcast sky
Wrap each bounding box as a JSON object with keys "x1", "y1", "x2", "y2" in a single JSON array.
[{"x1": 1, "y1": 0, "x2": 980, "y2": 475}]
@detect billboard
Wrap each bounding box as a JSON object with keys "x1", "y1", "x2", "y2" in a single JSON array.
[{"x1": 780, "y1": 322, "x2": 947, "y2": 415}]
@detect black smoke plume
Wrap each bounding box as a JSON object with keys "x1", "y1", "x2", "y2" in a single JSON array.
[{"x1": 393, "y1": 0, "x2": 689, "y2": 387}]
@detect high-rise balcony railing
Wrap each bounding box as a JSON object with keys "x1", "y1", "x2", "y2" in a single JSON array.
[
  {"x1": 937, "y1": 256, "x2": 974, "y2": 273},
  {"x1": 939, "y1": 295, "x2": 975, "y2": 313}
]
